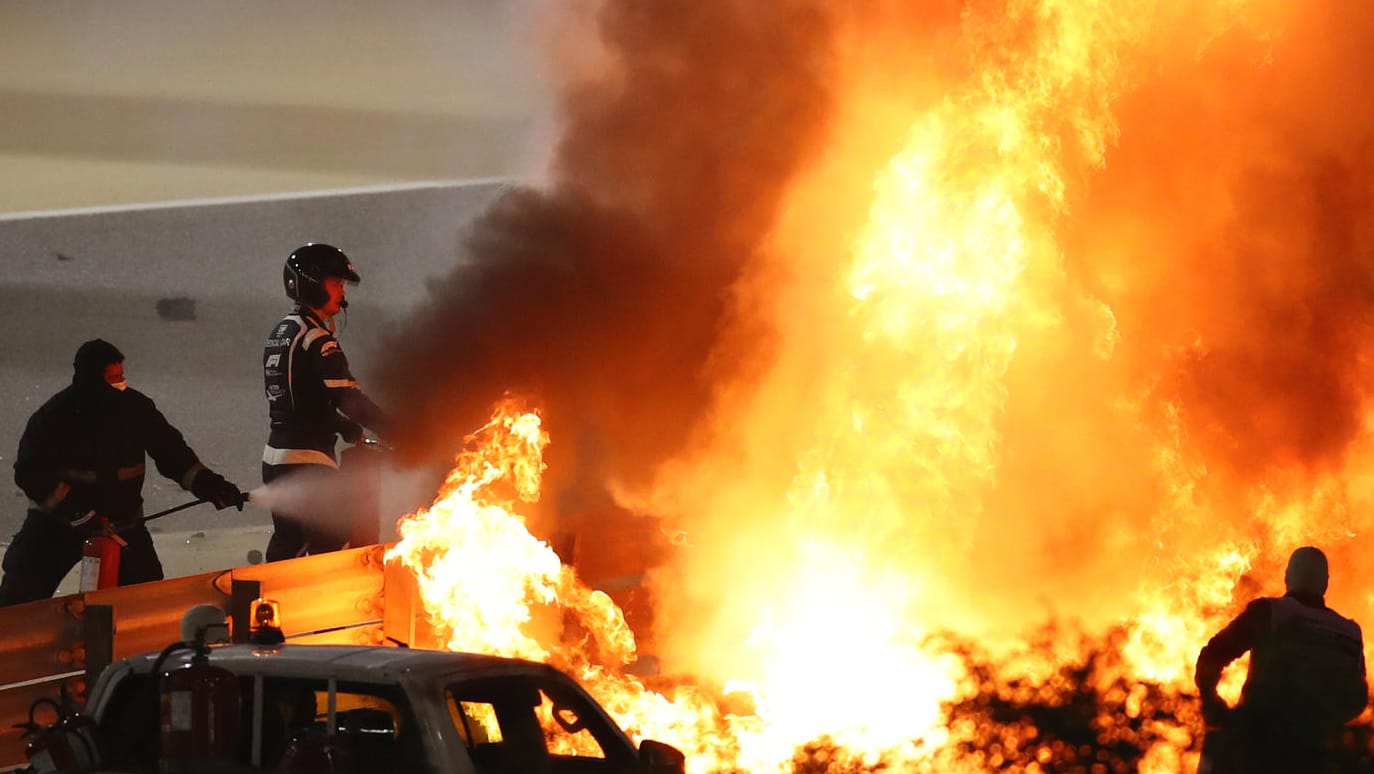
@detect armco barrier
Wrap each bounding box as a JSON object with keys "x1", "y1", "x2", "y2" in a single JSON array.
[{"x1": 0, "y1": 544, "x2": 386, "y2": 769}]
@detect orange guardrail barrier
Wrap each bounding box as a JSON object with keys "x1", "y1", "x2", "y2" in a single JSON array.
[{"x1": 0, "y1": 544, "x2": 387, "y2": 769}]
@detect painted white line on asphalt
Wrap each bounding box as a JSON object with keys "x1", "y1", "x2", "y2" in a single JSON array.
[{"x1": 0, "y1": 177, "x2": 513, "y2": 222}]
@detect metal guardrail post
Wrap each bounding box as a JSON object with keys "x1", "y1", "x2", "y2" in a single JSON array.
[
  {"x1": 230, "y1": 579, "x2": 261, "y2": 644},
  {"x1": 82, "y1": 604, "x2": 114, "y2": 699}
]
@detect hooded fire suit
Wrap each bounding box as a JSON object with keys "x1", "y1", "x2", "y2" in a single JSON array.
[
  {"x1": 1195, "y1": 592, "x2": 1368, "y2": 772},
  {"x1": 262, "y1": 306, "x2": 389, "y2": 561},
  {"x1": 1, "y1": 341, "x2": 241, "y2": 606}
]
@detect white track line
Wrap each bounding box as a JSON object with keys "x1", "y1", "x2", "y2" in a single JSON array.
[{"x1": 0, "y1": 177, "x2": 513, "y2": 222}]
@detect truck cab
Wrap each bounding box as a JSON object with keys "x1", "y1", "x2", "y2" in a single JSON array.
[{"x1": 83, "y1": 643, "x2": 685, "y2": 774}]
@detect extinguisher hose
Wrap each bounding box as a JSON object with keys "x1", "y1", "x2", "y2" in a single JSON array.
[
  {"x1": 101, "y1": 499, "x2": 209, "y2": 537},
  {"x1": 150, "y1": 640, "x2": 195, "y2": 674},
  {"x1": 139, "y1": 499, "x2": 210, "y2": 526},
  {"x1": 15, "y1": 697, "x2": 61, "y2": 734},
  {"x1": 19, "y1": 696, "x2": 101, "y2": 766}
]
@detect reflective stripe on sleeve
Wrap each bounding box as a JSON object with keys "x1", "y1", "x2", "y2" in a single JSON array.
[
  {"x1": 181, "y1": 461, "x2": 206, "y2": 490},
  {"x1": 68, "y1": 509, "x2": 97, "y2": 528},
  {"x1": 58, "y1": 464, "x2": 146, "y2": 483},
  {"x1": 323, "y1": 378, "x2": 360, "y2": 389},
  {"x1": 262, "y1": 446, "x2": 339, "y2": 468}
]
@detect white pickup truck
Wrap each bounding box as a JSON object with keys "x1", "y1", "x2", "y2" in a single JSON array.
[{"x1": 81, "y1": 642, "x2": 686, "y2": 774}]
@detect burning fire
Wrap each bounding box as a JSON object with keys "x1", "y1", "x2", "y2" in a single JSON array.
[
  {"x1": 383, "y1": 392, "x2": 1328, "y2": 773},
  {"x1": 386, "y1": 0, "x2": 1374, "y2": 771},
  {"x1": 385, "y1": 402, "x2": 635, "y2": 669},
  {"x1": 385, "y1": 401, "x2": 743, "y2": 766}
]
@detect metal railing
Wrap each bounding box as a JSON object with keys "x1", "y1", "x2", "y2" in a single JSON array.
[{"x1": 0, "y1": 544, "x2": 387, "y2": 769}]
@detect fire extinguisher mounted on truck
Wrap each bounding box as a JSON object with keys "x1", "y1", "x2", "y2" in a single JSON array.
[{"x1": 152, "y1": 604, "x2": 241, "y2": 773}]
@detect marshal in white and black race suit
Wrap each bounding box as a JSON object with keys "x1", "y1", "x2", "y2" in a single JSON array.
[{"x1": 262, "y1": 305, "x2": 389, "y2": 561}]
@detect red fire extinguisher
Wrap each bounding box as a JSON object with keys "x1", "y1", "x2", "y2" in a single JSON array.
[
  {"x1": 16, "y1": 697, "x2": 101, "y2": 773},
  {"x1": 79, "y1": 520, "x2": 127, "y2": 592},
  {"x1": 156, "y1": 636, "x2": 240, "y2": 772}
]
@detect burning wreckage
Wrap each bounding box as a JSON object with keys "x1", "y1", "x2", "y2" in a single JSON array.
[{"x1": 16, "y1": 0, "x2": 1374, "y2": 771}]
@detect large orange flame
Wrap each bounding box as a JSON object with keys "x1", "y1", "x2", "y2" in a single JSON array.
[
  {"x1": 388, "y1": 0, "x2": 1374, "y2": 771},
  {"x1": 628, "y1": 2, "x2": 1299, "y2": 768},
  {"x1": 387, "y1": 400, "x2": 758, "y2": 771},
  {"x1": 385, "y1": 401, "x2": 637, "y2": 668}
]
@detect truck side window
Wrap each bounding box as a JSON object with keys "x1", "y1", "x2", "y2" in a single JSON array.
[
  {"x1": 447, "y1": 678, "x2": 550, "y2": 774},
  {"x1": 450, "y1": 699, "x2": 504, "y2": 745},
  {"x1": 536, "y1": 687, "x2": 607, "y2": 760},
  {"x1": 254, "y1": 677, "x2": 421, "y2": 773},
  {"x1": 256, "y1": 678, "x2": 318, "y2": 764},
  {"x1": 448, "y1": 676, "x2": 628, "y2": 774}
]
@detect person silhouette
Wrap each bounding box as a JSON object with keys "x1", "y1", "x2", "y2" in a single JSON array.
[{"x1": 1195, "y1": 546, "x2": 1368, "y2": 773}]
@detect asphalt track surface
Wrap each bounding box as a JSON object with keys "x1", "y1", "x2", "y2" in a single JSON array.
[
  {"x1": 0, "y1": 0, "x2": 551, "y2": 212},
  {"x1": 0, "y1": 1, "x2": 550, "y2": 585}
]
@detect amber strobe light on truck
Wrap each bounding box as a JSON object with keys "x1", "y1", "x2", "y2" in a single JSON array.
[{"x1": 249, "y1": 597, "x2": 285, "y2": 645}]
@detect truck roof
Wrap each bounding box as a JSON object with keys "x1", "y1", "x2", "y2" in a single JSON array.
[{"x1": 116, "y1": 643, "x2": 561, "y2": 684}]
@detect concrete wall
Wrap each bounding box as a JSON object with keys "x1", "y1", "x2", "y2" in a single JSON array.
[
  {"x1": 0, "y1": 181, "x2": 505, "y2": 537},
  {"x1": 0, "y1": 0, "x2": 548, "y2": 212}
]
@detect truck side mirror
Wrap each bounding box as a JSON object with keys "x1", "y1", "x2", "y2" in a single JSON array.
[{"x1": 639, "y1": 739, "x2": 686, "y2": 774}]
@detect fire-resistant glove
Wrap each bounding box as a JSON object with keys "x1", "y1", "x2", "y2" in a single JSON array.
[{"x1": 191, "y1": 469, "x2": 247, "y2": 511}]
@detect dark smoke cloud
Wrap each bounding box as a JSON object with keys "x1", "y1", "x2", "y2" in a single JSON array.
[
  {"x1": 1063, "y1": 4, "x2": 1374, "y2": 481},
  {"x1": 376, "y1": 2, "x2": 837, "y2": 512},
  {"x1": 1168, "y1": 156, "x2": 1374, "y2": 476}
]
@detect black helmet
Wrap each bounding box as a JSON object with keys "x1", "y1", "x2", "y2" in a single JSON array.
[{"x1": 283, "y1": 243, "x2": 361, "y2": 308}]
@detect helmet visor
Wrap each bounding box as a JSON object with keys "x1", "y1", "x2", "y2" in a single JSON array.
[{"x1": 317, "y1": 263, "x2": 360, "y2": 285}]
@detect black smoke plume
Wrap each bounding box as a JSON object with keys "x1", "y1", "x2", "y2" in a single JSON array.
[{"x1": 376, "y1": 2, "x2": 837, "y2": 512}]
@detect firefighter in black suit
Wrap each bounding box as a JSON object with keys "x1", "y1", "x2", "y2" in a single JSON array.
[{"x1": 1, "y1": 339, "x2": 245, "y2": 606}]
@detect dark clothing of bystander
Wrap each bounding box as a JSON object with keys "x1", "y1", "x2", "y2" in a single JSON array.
[
  {"x1": 1, "y1": 340, "x2": 242, "y2": 606},
  {"x1": 1196, "y1": 591, "x2": 1367, "y2": 773}
]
